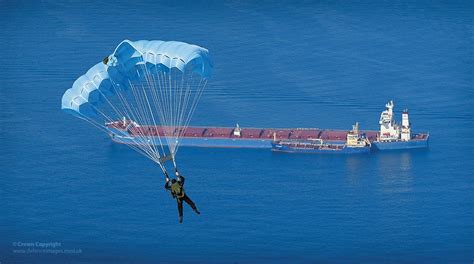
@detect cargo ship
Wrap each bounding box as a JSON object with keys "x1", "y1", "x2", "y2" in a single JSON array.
[
  {"x1": 106, "y1": 101, "x2": 428, "y2": 152},
  {"x1": 271, "y1": 123, "x2": 371, "y2": 154}
]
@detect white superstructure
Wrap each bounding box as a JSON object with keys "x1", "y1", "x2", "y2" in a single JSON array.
[
  {"x1": 378, "y1": 100, "x2": 400, "y2": 141},
  {"x1": 377, "y1": 100, "x2": 414, "y2": 142}
]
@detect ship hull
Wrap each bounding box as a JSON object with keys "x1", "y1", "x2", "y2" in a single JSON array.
[
  {"x1": 271, "y1": 143, "x2": 370, "y2": 154},
  {"x1": 372, "y1": 139, "x2": 429, "y2": 150},
  {"x1": 111, "y1": 134, "x2": 274, "y2": 148}
]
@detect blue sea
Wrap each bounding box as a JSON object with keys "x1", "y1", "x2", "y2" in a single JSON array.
[{"x1": 1, "y1": 1, "x2": 473, "y2": 263}]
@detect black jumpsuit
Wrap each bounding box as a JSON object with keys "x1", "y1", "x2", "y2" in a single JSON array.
[{"x1": 165, "y1": 176, "x2": 198, "y2": 218}]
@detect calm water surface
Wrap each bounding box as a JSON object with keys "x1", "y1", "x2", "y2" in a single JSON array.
[{"x1": 1, "y1": 0, "x2": 473, "y2": 263}]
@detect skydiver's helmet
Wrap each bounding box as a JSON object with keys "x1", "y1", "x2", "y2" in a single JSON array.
[{"x1": 171, "y1": 179, "x2": 177, "y2": 184}]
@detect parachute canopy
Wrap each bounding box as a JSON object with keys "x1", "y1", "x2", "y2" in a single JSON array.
[{"x1": 61, "y1": 40, "x2": 212, "y2": 174}]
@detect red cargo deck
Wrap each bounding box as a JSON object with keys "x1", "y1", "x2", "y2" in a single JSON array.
[{"x1": 107, "y1": 121, "x2": 378, "y2": 142}]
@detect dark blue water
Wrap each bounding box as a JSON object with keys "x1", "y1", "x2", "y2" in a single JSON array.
[{"x1": 1, "y1": 1, "x2": 473, "y2": 263}]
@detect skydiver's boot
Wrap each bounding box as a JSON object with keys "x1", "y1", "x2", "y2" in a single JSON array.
[
  {"x1": 194, "y1": 208, "x2": 201, "y2": 215},
  {"x1": 179, "y1": 216, "x2": 183, "y2": 223}
]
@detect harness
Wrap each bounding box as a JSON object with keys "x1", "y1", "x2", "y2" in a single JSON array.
[{"x1": 171, "y1": 182, "x2": 184, "y2": 199}]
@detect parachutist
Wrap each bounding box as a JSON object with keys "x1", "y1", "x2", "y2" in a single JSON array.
[
  {"x1": 62, "y1": 41, "x2": 211, "y2": 221},
  {"x1": 165, "y1": 173, "x2": 200, "y2": 223}
]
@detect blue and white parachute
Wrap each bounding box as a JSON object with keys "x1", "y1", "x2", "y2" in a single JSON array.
[{"x1": 61, "y1": 40, "x2": 212, "y2": 174}]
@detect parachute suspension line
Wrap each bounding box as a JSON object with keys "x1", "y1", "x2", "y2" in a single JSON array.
[
  {"x1": 87, "y1": 100, "x2": 166, "y2": 167},
  {"x1": 174, "y1": 76, "x2": 208, "y2": 155},
  {"x1": 165, "y1": 68, "x2": 175, "y2": 155},
  {"x1": 94, "y1": 89, "x2": 127, "y2": 123},
  {"x1": 146, "y1": 65, "x2": 179, "y2": 170},
  {"x1": 136, "y1": 71, "x2": 163, "y2": 162},
  {"x1": 175, "y1": 70, "x2": 190, "y2": 142},
  {"x1": 139, "y1": 63, "x2": 166, "y2": 157},
  {"x1": 154, "y1": 69, "x2": 169, "y2": 152},
  {"x1": 159, "y1": 67, "x2": 207, "y2": 158},
  {"x1": 78, "y1": 114, "x2": 110, "y2": 134},
  {"x1": 108, "y1": 81, "x2": 159, "y2": 162},
  {"x1": 171, "y1": 69, "x2": 178, "y2": 154},
  {"x1": 120, "y1": 64, "x2": 205, "y2": 169},
  {"x1": 176, "y1": 69, "x2": 185, "y2": 134},
  {"x1": 170, "y1": 70, "x2": 184, "y2": 169},
  {"x1": 149, "y1": 69, "x2": 169, "y2": 157},
  {"x1": 136, "y1": 66, "x2": 167, "y2": 164},
  {"x1": 165, "y1": 70, "x2": 188, "y2": 156},
  {"x1": 180, "y1": 73, "x2": 201, "y2": 129},
  {"x1": 154, "y1": 68, "x2": 173, "y2": 162},
  {"x1": 154, "y1": 69, "x2": 167, "y2": 152},
  {"x1": 105, "y1": 77, "x2": 166, "y2": 167},
  {"x1": 146, "y1": 74, "x2": 169, "y2": 165},
  {"x1": 82, "y1": 113, "x2": 168, "y2": 176},
  {"x1": 76, "y1": 110, "x2": 163, "y2": 170},
  {"x1": 173, "y1": 70, "x2": 182, "y2": 141},
  {"x1": 152, "y1": 66, "x2": 179, "y2": 168},
  {"x1": 172, "y1": 72, "x2": 193, "y2": 156},
  {"x1": 157, "y1": 68, "x2": 176, "y2": 156},
  {"x1": 128, "y1": 77, "x2": 163, "y2": 164},
  {"x1": 172, "y1": 71, "x2": 181, "y2": 158},
  {"x1": 127, "y1": 62, "x2": 182, "y2": 174},
  {"x1": 171, "y1": 70, "x2": 187, "y2": 169},
  {"x1": 171, "y1": 69, "x2": 181, "y2": 154},
  {"x1": 98, "y1": 64, "x2": 206, "y2": 174},
  {"x1": 108, "y1": 80, "x2": 144, "y2": 130}
]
